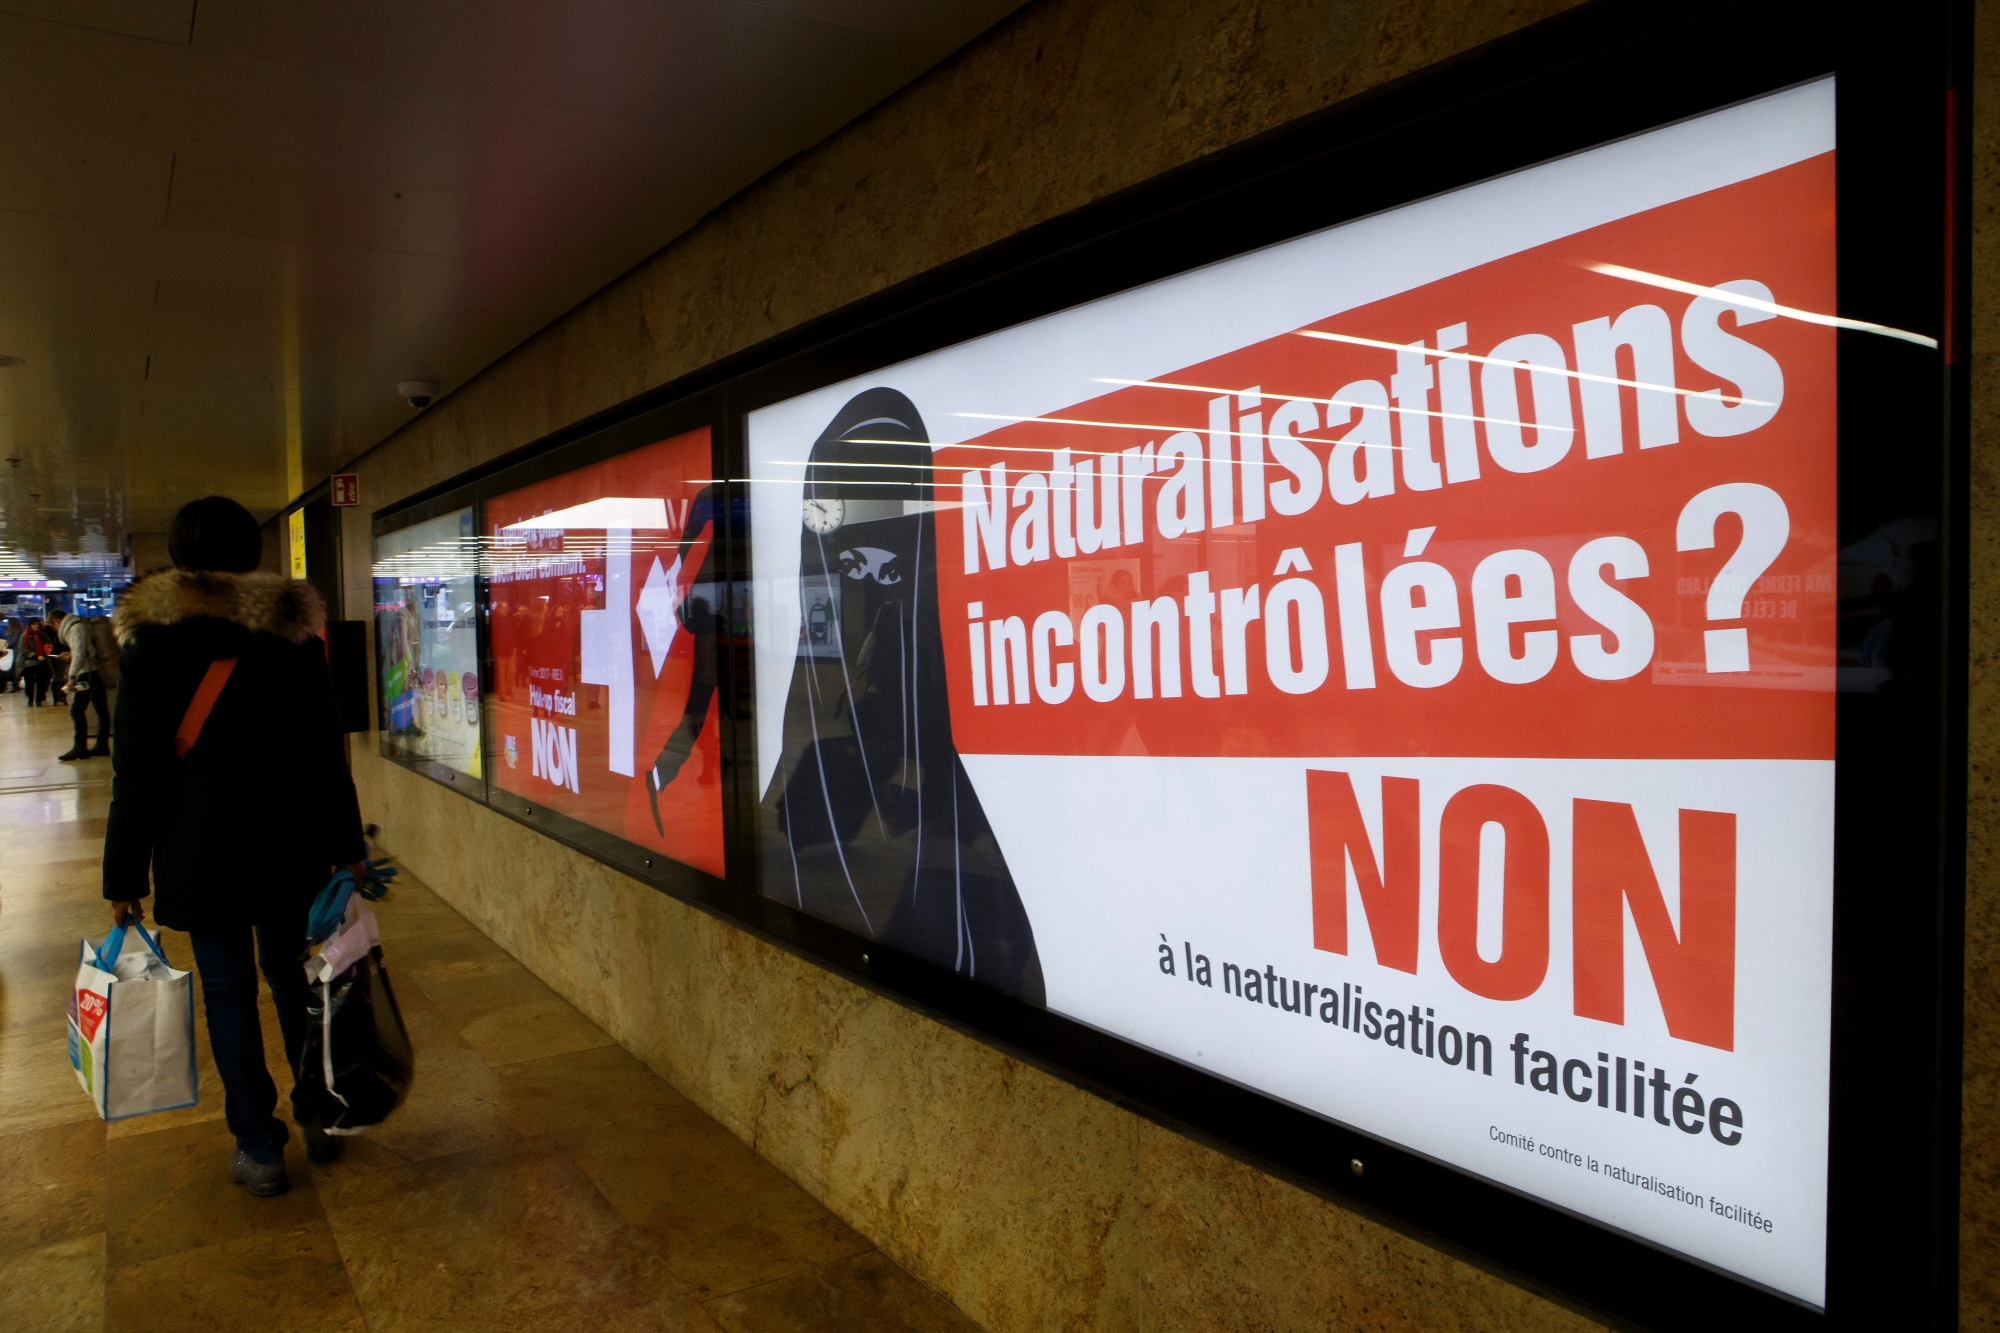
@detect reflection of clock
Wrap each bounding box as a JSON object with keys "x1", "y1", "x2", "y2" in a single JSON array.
[{"x1": 803, "y1": 497, "x2": 844, "y2": 533}]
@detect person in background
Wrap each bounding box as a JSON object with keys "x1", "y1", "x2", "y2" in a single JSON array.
[
  {"x1": 102, "y1": 495, "x2": 366, "y2": 1197},
  {"x1": 55, "y1": 606, "x2": 110, "y2": 760},
  {"x1": 18, "y1": 615, "x2": 54, "y2": 705},
  {"x1": 0, "y1": 616, "x2": 20, "y2": 693},
  {"x1": 44, "y1": 608, "x2": 69, "y2": 706}
]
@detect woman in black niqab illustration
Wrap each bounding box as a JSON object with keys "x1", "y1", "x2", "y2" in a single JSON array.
[{"x1": 646, "y1": 389, "x2": 1044, "y2": 1004}]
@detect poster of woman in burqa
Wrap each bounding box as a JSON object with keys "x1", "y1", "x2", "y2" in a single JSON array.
[{"x1": 744, "y1": 388, "x2": 1044, "y2": 1004}]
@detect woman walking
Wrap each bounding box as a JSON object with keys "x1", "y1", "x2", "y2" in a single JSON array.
[
  {"x1": 101, "y1": 496, "x2": 366, "y2": 1196},
  {"x1": 18, "y1": 615, "x2": 54, "y2": 705}
]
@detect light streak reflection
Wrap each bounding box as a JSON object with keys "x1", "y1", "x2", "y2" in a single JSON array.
[{"x1": 1584, "y1": 262, "x2": 1936, "y2": 348}]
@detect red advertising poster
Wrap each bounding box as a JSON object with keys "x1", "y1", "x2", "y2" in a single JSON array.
[
  {"x1": 747, "y1": 82, "x2": 1846, "y2": 1302},
  {"x1": 485, "y1": 428, "x2": 724, "y2": 877}
]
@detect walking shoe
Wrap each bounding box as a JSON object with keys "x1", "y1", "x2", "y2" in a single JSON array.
[
  {"x1": 300, "y1": 1119, "x2": 343, "y2": 1164},
  {"x1": 87, "y1": 745, "x2": 110, "y2": 757},
  {"x1": 56, "y1": 749, "x2": 87, "y2": 762},
  {"x1": 228, "y1": 1150, "x2": 289, "y2": 1197}
]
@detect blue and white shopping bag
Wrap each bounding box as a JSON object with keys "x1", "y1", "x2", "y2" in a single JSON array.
[{"x1": 70, "y1": 921, "x2": 198, "y2": 1120}]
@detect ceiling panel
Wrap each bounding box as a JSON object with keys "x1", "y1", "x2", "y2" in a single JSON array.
[
  {"x1": 0, "y1": 140, "x2": 172, "y2": 225},
  {"x1": 165, "y1": 156, "x2": 471, "y2": 255},
  {"x1": 0, "y1": 0, "x2": 1023, "y2": 570},
  {"x1": 0, "y1": 0, "x2": 192, "y2": 45}
]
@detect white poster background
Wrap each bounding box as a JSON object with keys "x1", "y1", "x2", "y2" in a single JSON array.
[
  {"x1": 969, "y1": 753, "x2": 1831, "y2": 1301},
  {"x1": 744, "y1": 80, "x2": 1837, "y2": 1305}
]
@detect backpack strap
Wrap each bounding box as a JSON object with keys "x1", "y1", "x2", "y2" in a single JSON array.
[{"x1": 175, "y1": 658, "x2": 238, "y2": 758}]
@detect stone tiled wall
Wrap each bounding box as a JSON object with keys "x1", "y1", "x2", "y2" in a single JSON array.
[
  {"x1": 338, "y1": 0, "x2": 1993, "y2": 1325},
  {"x1": 1963, "y1": 4, "x2": 1998, "y2": 1329}
]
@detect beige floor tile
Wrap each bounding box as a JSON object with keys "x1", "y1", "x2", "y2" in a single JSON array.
[
  {"x1": 320, "y1": 1136, "x2": 712, "y2": 1332},
  {"x1": 0, "y1": 755, "x2": 109, "y2": 774},
  {"x1": 391, "y1": 930, "x2": 565, "y2": 1027},
  {"x1": 598, "y1": 1141, "x2": 875, "y2": 1302},
  {"x1": 374, "y1": 921, "x2": 518, "y2": 970},
  {"x1": 0, "y1": 856, "x2": 107, "y2": 888},
  {"x1": 0, "y1": 926, "x2": 95, "y2": 970},
  {"x1": 0, "y1": 737, "x2": 87, "y2": 782},
  {"x1": 0, "y1": 1016, "x2": 103, "y2": 1136},
  {"x1": 0, "y1": 885, "x2": 101, "y2": 935},
  {"x1": 0, "y1": 1119, "x2": 105, "y2": 1257},
  {"x1": 701, "y1": 1250, "x2": 978, "y2": 1332},
  {"x1": 0, "y1": 889, "x2": 108, "y2": 933},
  {"x1": 381, "y1": 965, "x2": 462, "y2": 1051},
  {"x1": 106, "y1": 1222, "x2": 364, "y2": 1333},
  {"x1": 334, "y1": 1035, "x2": 542, "y2": 1167},
  {"x1": 501, "y1": 1046, "x2": 871, "y2": 1299},
  {"x1": 0, "y1": 793, "x2": 111, "y2": 828},
  {"x1": 0, "y1": 889, "x2": 104, "y2": 925},
  {"x1": 495, "y1": 1043, "x2": 718, "y2": 1143},
  {"x1": 458, "y1": 994, "x2": 615, "y2": 1067},
  {"x1": 365, "y1": 886, "x2": 474, "y2": 942},
  {"x1": 0, "y1": 943, "x2": 89, "y2": 1032},
  {"x1": 0, "y1": 838, "x2": 113, "y2": 869},
  {"x1": 105, "y1": 1118, "x2": 326, "y2": 1268},
  {"x1": 0, "y1": 1232, "x2": 105, "y2": 1333},
  {"x1": 4, "y1": 815, "x2": 108, "y2": 846}
]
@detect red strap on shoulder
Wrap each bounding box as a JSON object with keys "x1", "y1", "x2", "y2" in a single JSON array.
[{"x1": 175, "y1": 658, "x2": 238, "y2": 758}]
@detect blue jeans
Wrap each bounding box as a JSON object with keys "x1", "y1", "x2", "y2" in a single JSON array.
[{"x1": 187, "y1": 922, "x2": 311, "y2": 1164}]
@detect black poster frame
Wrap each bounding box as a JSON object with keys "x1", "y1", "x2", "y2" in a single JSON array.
[{"x1": 366, "y1": 0, "x2": 1970, "y2": 1325}]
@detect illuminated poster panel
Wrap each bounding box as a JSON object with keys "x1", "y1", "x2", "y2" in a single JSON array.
[
  {"x1": 373, "y1": 508, "x2": 482, "y2": 776},
  {"x1": 485, "y1": 428, "x2": 724, "y2": 877},
  {"x1": 748, "y1": 82, "x2": 1837, "y2": 1302}
]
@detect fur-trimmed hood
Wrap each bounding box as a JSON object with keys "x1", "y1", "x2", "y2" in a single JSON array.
[{"x1": 114, "y1": 570, "x2": 325, "y2": 646}]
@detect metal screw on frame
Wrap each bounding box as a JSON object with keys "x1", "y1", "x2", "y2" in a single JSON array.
[{"x1": 1349, "y1": 1159, "x2": 1364, "y2": 1177}]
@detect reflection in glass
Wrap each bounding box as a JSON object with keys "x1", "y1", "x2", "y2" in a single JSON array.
[{"x1": 372, "y1": 509, "x2": 482, "y2": 777}]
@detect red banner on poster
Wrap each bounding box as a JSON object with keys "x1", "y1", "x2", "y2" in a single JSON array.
[{"x1": 936, "y1": 156, "x2": 1836, "y2": 763}]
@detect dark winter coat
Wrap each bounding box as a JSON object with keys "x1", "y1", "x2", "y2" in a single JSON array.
[{"x1": 102, "y1": 570, "x2": 365, "y2": 933}]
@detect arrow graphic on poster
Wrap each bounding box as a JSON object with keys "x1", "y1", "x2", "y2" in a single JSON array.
[
  {"x1": 636, "y1": 554, "x2": 685, "y2": 677},
  {"x1": 579, "y1": 528, "x2": 636, "y2": 776}
]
